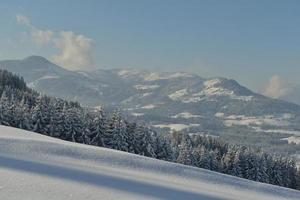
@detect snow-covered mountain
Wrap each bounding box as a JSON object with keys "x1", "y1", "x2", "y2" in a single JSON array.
[
  {"x1": 283, "y1": 85, "x2": 300, "y2": 106},
  {"x1": 1, "y1": 56, "x2": 300, "y2": 154},
  {"x1": 0, "y1": 56, "x2": 105, "y2": 104},
  {"x1": 0, "y1": 125, "x2": 299, "y2": 200}
]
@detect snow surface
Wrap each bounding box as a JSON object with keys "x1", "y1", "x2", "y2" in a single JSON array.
[
  {"x1": 153, "y1": 124, "x2": 200, "y2": 132},
  {"x1": 0, "y1": 125, "x2": 299, "y2": 200},
  {"x1": 215, "y1": 112, "x2": 225, "y2": 118},
  {"x1": 144, "y1": 72, "x2": 194, "y2": 81},
  {"x1": 28, "y1": 75, "x2": 60, "y2": 88},
  {"x1": 131, "y1": 112, "x2": 145, "y2": 117},
  {"x1": 143, "y1": 72, "x2": 161, "y2": 81},
  {"x1": 203, "y1": 79, "x2": 222, "y2": 87},
  {"x1": 141, "y1": 92, "x2": 152, "y2": 97},
  {"x1": 164, "y1": 72, "x2": 194, "y2": 79},
  {"x1": 171, "y1": 112, "x2": 203, "y2": 119},
  {"x1": 214, "y1": 113, "x2": 300, "y2": 136},
  {"x1": 168, "y1": 79, "x2": 253, "y2": 103},
  {"x1": 140, "y1": 104, "x2": 157, "y2": 109},
  {"x1": 253, "y1": 127, "x2": 300, "y2": 136},
  {"x1": 281, "y1": 136, "x2": 300, "y2": 145},
  {"x1": 216, "y1": 114, "x2": 291, "y2": 127},
  {"x1": 134, "y1": 85, "x2": 160, "y2": 90},
  {"x1": 197, "y1": 79, "x2": 253, "y2": 102},
  {"x1": 118, "y1": 70, "x2": 189, "y2": 82},
  {"x1": 168, "y1": 89, "x2": 188, "y2": 100},
  {"x1": 117, "y1": 69, "x2": 143, "y2": 78}
]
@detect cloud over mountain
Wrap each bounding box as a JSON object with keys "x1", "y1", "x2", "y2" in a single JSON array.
[
  {"x1": 16, "y1": 14, "x2": 93, "y2": 70},
  {"x1": 53, "y1": 31, "x2": 93, "y2": 70},
  {"x1": 16, "y1": 14, "x2": 53, "y2": 45},
  {"x1": 263, "y1": 75, "x2": 290, "y2": 99}
]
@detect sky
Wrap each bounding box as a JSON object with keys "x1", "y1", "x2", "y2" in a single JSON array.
[{"x1": 1, "y1": 0, "x2": 300, "y2": 98}]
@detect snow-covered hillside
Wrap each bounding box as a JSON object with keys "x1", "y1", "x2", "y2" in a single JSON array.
[
  {"x1": 2, "y1": 56, "x2": 300, "y2": 138},
  {"x1": 0, "y1": 125, "x2": 299, "y2": 200}
]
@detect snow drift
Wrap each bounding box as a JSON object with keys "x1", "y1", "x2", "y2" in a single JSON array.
[{"x1": 0, "y1": 125, "x2": 299, "y2": 200}]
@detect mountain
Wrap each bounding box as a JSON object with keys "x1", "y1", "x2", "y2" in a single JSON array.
[
  {"x1": 1, "y1": 125, "x2": 299, "y2": 200},
  {"x1": 283, "y1": 85, "x2": 300, "y2": 106},
  {"x1": 1, "y1": 56, "x2": 300, "y2": 156},
  {"x1": 0, "y1": 56, "x2": 105, "y2": 105}
]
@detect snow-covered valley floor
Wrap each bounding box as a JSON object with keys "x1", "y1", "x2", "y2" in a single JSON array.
[{"x1": 0, "y1": 125, "x2": 299, "y2": 200}]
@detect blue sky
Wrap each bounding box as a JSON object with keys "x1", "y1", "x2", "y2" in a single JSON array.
[{"x1": 1, "y1": 0, "x2": 300, "y2": 95}]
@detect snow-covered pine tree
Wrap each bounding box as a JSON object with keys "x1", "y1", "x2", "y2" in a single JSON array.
[
  {"x1": 0, "y1": 92, "x2": 8, "y2": 125},
  {"x1": 270, "y1": 156, "x2": 284, "y2": 186},
  {"x1": 0, "y1": 91, "x2": 13, "y2": 126},
  {"x1": 132, "y1": 125, "x2": 156, "y2": 157},
  {"x1": 243, "y1": 150, "x2": 261, "y2": 181},
  {"x1": 155, "y1": 134, "x2": 173, "y2": 161},
  {"x1": 208, "y1": 150, "x2": 220, "y2": 171},
  {"x1": 177, "y1": 134, "x2": 194, "y2": 166},
  {"x1": 104, "y1": 110, "x2": 129, "y2": 151},
  {"x1": 124, "y1": 121, "x2": 137, "y2": 153},
  {"x1": 87, "y1": 109, "x2": 106, "y2": 146},
  {"x1": 49, "y1": 99, "x2": 65, "y2": 138},
  {"x1": 257, "y1": 153, "x2": 269, "y2": 183},
  {"x1": 15, "y1": 97, "x2": 31, "y2": 130},
  {"x1": 198, "y1": 147, "x2": 211, "y2": 170},
  {"x1": 221, "y1": 146, "x2": 238, "y2": 175},
  {"x1": 286, "y1": 158, "x2": 297, "y2": 189},
  {"x1": 231, "y1": 150, "x2": 244, "y2": 178},
  {"x1": 65, "y1": 106, "x2": 84, "y2": 143},
  {"x1": 31, "y1": 95, "x2": 47, "y2": 134}
]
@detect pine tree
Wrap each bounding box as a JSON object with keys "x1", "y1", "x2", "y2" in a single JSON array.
[
  {"x1": 244, "y1": 151, "x2": 261, "y2": 181},
  {"x1": 87, "y1": 109, "x2": 106, "y2": 146},
  {"x1": 257, "y1": 153, "x2": 268, "y2": 183},
  {"x1": 63, "y1": 106, "x2": 84, "y2": 142},
  {"x1": 198, "y1": 147, "x2": 211, "y2": 169},
  {"x1": 31, "y1": 95, "x2": 47, "y2": 134},
  {"x1": 208, "y1": 150, "x2": 220, "y2": 171},
  {"x1": 104, "y1": 111, "x2": 129, "y2": 151},
  {"x1": 49, "y1": 100, "x2": 65, "y2": 138},
  {"x1": 271, "y1": 157, "x2": 284, "y2": 186},
  {"x1": 125, "y1": 121, "x2": 137, "y2": 153},
  {"x1": 132, "y1": 125, "x2": 156, "y2": 157},
  {"x1": 155, "y1": 134, "x2": 173, "y2": 161},
  {"x1": 221, "y1": 146, "x2": 237, "y2": 175},
  {"x1": 231, "y1": 150, "x2": 243, "y2": 177},
  {"x1": 0, "y1": 91, "x2": 15, "y2": 126},
  {"x1": 15, "y1": 97, "x2": 31, "y2": 130},
  {"x1": 296, "y1": 170, "x2": 300, "y2": 190},
  {"x1": 177, "y1": 135, "x2": 194, "y2": 165}
]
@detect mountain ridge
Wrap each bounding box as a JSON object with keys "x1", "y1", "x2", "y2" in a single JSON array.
[
  {"x1": 0, "y1": 55, "x2": 297, "y2": 105},
  {"x1": 1, "y1": 56, "x2": 300, "y2": 159},
  {"x1": 1, "y1": 56, "x2": 300, "y2": 114}
]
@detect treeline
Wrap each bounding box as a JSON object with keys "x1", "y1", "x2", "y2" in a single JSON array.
[
  {"x1": 0, "y1": 69, "x2": 299, "y2": 190},
  {"x1": 171, "y1": 133, "x2": 299, "y2": 189}
]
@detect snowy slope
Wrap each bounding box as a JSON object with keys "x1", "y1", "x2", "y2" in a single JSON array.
[{"x1": 0, "y1": 126, "x2": 299, "y2": 200}]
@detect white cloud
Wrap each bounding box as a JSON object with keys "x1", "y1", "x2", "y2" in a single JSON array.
[
  {"x1": 16, "y1": 14, "x2": 53, "y2": 45},
  {"x1": 53, "y1": 31, "x2": 93, "y2": 70},
  {"x1": 16, "y1": 14, "x2": 94, "y2": 70},
  {"x1": 263, "y1": 75, "x2": 290, "y2": 98},
  {"x1": 16, "y1": 14, "x2": 31, "y2": 26},
  {"x1": 31, "y1": 28, "x2": 53, "y2": 45}
]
